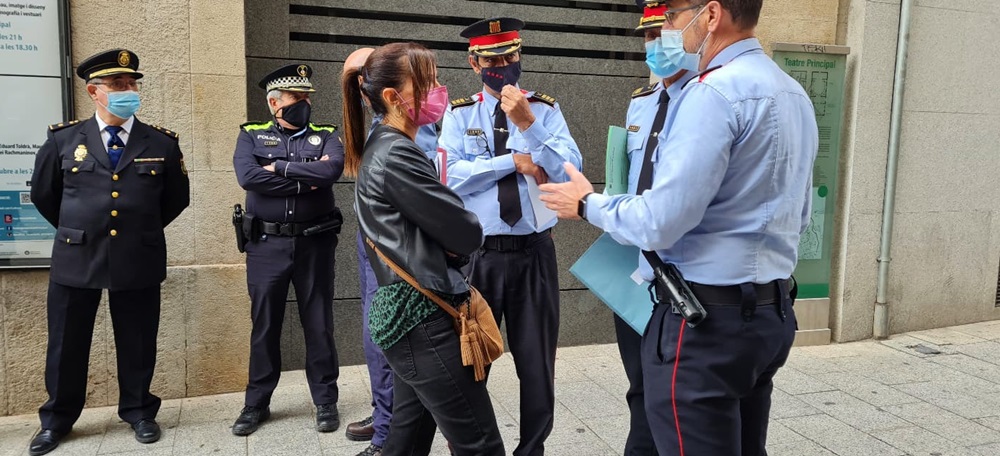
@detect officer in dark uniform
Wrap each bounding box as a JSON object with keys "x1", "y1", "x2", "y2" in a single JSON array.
[
  {"x1": 27, "y1": 49, "x2": 190, "y2": 456},
  {"x1": 439, "y1": 17, "x2": 583, "y2": 456},
  {"x1": 231, "y1": 64, "x2": 346, "y2": 436}
]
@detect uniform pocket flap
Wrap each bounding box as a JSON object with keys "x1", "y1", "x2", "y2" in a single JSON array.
[
  {"x1": 56, "y1": 226, "x2": 85, "y2": 245},
  {"x1": 626, "y1": 131, "x2": 646, "y2": 153},
  {"x1": 62, "y1": 160, "x2": 96, "y2": 172},
  {"x1": 135, "y1": 163, "x2": 165, "y2": 176}
]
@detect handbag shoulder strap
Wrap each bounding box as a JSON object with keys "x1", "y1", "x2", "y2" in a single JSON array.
[{"x1": 365, "y1": 237, "x2": 461, "y2": 320}]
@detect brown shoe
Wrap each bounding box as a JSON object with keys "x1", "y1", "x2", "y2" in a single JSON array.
[{"x1": 346, "y1": 415, "x2": 375, "y2": 441}]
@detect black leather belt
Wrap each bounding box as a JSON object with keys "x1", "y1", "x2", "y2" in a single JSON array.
[
  {"x1": 482, "y1": 229, "x2": 551, "y2": 252},
  {"x1": 255, "y1": 210, "x2": 342, "y2": 237},
  {"x1": 689, "y1": 279, "x2": 787, "y2": 306},
  {"x1": 259, "y1": 220, "x2": 310, "y2": 236}
]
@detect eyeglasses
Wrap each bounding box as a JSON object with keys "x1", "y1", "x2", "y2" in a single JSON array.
[
  {"x1": 474, "y1": 132, "x2": 493, "y2": 157},
  {"x1": 93, "y1": 80, "x2": 142, "y2": 91},
  {"x1": 664, "y1": 3, "x2": 705, "y2": 28},
  {"x1": 478, "y1": 53, "x2": 520, "y2": 68}
]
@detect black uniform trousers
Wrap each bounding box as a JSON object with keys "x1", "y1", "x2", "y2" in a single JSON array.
[
  {"x1": 244, "y1": 231, "x2": 340, "y2": 407},
  {"x1": 381, "y1": 310, "x2": 505, "y2": 456},
  {"x1": 39, "y1": 282, "x2": 162, "y2": 432},
  {"x1": 469, "y1": 231, "x2": 559, "y2": 456},
  {"x1": 641, "y1": 280, "x2": 797, "y2": 456},
  {"x1": 615, "y1": 314, "x2": 659, "y2": 456}
]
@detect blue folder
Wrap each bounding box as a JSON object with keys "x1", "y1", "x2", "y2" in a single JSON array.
[{"x1": 570, "y1": 233, "x2": 654, "y2": 334}]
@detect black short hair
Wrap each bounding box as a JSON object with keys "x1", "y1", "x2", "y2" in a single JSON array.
[{"x1": 716, "y1": 0, "x2": 762, "y2": 29}]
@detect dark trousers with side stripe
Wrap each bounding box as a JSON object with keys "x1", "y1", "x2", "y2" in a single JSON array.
[
  {"x1": 469, "y1": 233, "x2": 559, "y2": 456},
  {"x1": 39, "y1": 282, "x2": 162, "y2": 432},
  {"x1": 615, "y1": 314, "x2": 659, "y2": 456},
  {"x1": 641, "y1": 285, "x2": 796, "y2": 456},
  {"x1": 244, "y1": 231, "x2": 340, "y2": 407}
]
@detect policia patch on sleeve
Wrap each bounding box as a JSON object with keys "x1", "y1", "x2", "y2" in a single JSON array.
[{"x1": 631, "y1": 84, "x2": 657, "y2": 98}]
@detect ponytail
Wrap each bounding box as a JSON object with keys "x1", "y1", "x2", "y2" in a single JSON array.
[{"x1": 341, "y1": 67, "x2": 366, "y2": 178}]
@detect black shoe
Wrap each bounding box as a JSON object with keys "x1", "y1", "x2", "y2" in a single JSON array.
[
  {"x1": 345, "y1": 415, "x2": 375, "y2": 441},
  {"x1": 132, "y1": 419, "x2": 161, "y2": 444},
  {"x1": 232, "y1": 406, "x2": 270, "y2": 436},
  {"x1": 28, "y1": 429, "x2": 64, "y2": 456},
  {"x1": 356, "y1": 443, "x2": 382, "y2": 456},
  {"x1": 315, "y1": 403, "x2": 340, "y2": 433}
]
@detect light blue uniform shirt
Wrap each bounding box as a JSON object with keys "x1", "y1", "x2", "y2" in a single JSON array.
[
  {"x1": 440, "y1": 88, "x2": 583, "y2": 236},
  {"x1": 587, "y1": 38, "x2": 819, "y2": 285}
]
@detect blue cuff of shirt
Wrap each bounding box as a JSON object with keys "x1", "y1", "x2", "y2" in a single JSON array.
[
  {"x1": 493, "y1": 154, "x2": 516, "y2": 179},
  {"x1": 585, "y1": 192, "x2": 612, "y2": 230},
  {"x1": 521, "y1": 119, "x2": 549, "y2": 151}
]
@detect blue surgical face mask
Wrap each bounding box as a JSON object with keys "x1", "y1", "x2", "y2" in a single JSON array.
[
  {"x1": 645, "y1": 38, "x2": 683, "y2": 78},
  {"x1": 99, "y1": 88, "x2": 141, "y2": 119},
  {"x1": 659, "y1": 6, "x2": 709, "y2": 72}
]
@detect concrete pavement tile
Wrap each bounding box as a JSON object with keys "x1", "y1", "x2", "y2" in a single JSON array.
[
  {"x1": 546, "y1": 401, "x2": 605, "y2": 447},
  {"x1": 828, "y1": 354, "x2": 952, "y2": 386},
  {"x1": 553, "y1": 357, "x2": 590, "y2": 384},
  {"x1": 973, "y1": 416, "x2": 1000, "y2": 432},
  {"x1": 782, "y1": 351, "x2": 845, "y2": 375},
  {"x1": 559, "y1": 356, "x2": 630, "y2": 401},
  {"x1": 797, "y1": 390, "x2": 911, "y2": 432},
  {"x1": 772, "y1": 367, "x2": 838, "y2": 395},
  {"x1": 48, "y1": 406, "x2": 114, "y2": 456},
  {"x1": 895, "y1": 377, "x2": 1000, "y2": 420},
  {"x1": 555, "y1": 380, "x2": 626, "y2": 420},
  {"x1": 765, "y1": 420, "x2": 808, "y2": 446},
  {"x1": 882, "y1": 401, "x2": 1000, "y2": 447},
  {"x1": 813, "y1": 372, "x2": 922, "y2": 407},
  {"x1": 871, "y1": 426, "x2": 981, "y2": 456},
  {"x1": 880, "y1": 334, "x2": 959, "y2": 358},
  {"x1": 580, "y1": 413, "x2": 630, "y2": 453},
  {"x1": 954, "y1": 341, "x2": 1000, "y2": 366},
  {"x1": 766, "y1": 439, "x2": 838, "y2": 456},
  {"x1": 950, "y1": 321, "x2": 1000, "y2": 341},
  {"x1": 969, "y1": 442, "x2": 1000, "y2": 456},
  {"x1": 555, "y1": 344, "x2": 609, "y2": 360},
  {"x1": 769, "y1": 389, "x2": 824, "y2": 420},
  {"x1": 97, "y1": 406, "x2": 179, "y2": 454},
  {"x1": 0, "y1": 420, "x2": 36, "y2": 456},
  {"x1": 541, "y1": 430, "x2": 616, "y2": 456},
  {"x1": 795, "y1": 340, "x2": 897, "y2": 359},
  {"x1": 932, "y1": 353, "x2": 1000, "y2": 385},
  {"x1": 178, "y1": 391, "x2": 244, "y2": 425},
  {"x1": 172, "y1": 420, "x2": 247, "y2": 455},
  {"x1": 909, "y1": 327, "x2": 989, "y2": 346},
  {"x1": 778, "y1": 414, "x2": 905, "y2": 456},
  {"x1": 246, "y1": 410, "x2": 322, "y2": 456}
]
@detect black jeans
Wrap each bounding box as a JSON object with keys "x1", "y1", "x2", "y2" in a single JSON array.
[{"x1": 381, "y1": 309, "x2": 505, "y2": 456}]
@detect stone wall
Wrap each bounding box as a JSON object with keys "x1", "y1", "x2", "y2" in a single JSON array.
[{"x1": 0, "y1": 0, "x2": 843, "y2": 416}]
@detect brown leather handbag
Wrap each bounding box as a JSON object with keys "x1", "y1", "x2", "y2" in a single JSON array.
[{"x1": 366, "y1": 238, "x2": 503, "y2": 381}]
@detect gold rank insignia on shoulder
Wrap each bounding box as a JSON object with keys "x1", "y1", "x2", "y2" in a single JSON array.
[
  {"x1": 134, "y1": 157, "x2": 166, "y2": 163},
  {"x1": 74, "y1": 144, "x2": 88, "y2": 162},
  {"x1": 528, "y1": 92, "x2": 556, "y2": 107},
  {"x1": 632, "y1": 84, "x2": 657, "y2": 98},
  {"x1": 466, "y1": 128, "x2": 483, "y2": 136},
  {"x1": 627, "y1": 125, "x2": 641, "y2": 132},
  {"x1": 450, "y1": 97, "x2": 476, "y2": 108},
  {"x1": 150, "y1": 124, "x2": 180, "y2": 140},
  {"x1": 50, "y1": 119, "x2": 81, "y2": 132}
]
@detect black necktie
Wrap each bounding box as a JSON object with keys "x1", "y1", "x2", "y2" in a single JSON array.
[
  {"x1": 494, "y1": 104, "x2": 521, "y2": 226},
  {"x1": 636, "y1": 90, "x2": 670, "y2": 194},
  {"x1": 105, "y1": 125, "x2": 125, "y2": 169}
]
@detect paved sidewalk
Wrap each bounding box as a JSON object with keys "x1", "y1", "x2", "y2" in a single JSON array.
[{"x1": 2, "y1": 320, "x2": 999, "y2": 455}]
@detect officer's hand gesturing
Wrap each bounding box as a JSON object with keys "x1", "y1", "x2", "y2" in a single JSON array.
[
  {"x1": 500, "y1": 85, "x2": 536, "y2": 131},
  {"x1": 539, "y1": 163, "x2": 594, "y2": 220}
]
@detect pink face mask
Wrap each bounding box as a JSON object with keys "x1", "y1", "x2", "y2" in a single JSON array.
[{"x1": 400, "y1": 85, "x2": 449, "y2": 126}]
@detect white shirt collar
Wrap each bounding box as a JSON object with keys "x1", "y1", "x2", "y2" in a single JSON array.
[{"x1": 95, "y1": 114, "x2": 135, "y2": 135}]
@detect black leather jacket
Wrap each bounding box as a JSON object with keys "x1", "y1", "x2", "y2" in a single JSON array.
[{"x1": 357, "y1": 124, "x2": 483, "y2": 294}]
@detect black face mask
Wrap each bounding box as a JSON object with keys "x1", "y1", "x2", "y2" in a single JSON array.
[
  {"x1": 480, "y1": 60, "x2": 522, "y2": 93},
  {"x1": 277, "y1": 99, "x2": 311, "y2": 129}
]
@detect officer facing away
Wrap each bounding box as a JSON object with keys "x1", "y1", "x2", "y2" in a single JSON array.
[
  {"x1": 439, "y1": 17, "x2": 583, "y2": 456},
  {"x1": 28, "y1": 48, "x2": 190, "y2": 456},
  {"x1": 540, "y1": 1, "x2": 818, "y2": 454},
  {"x1": 231, "y1": 63, "x2": 346, "y2": 436}
]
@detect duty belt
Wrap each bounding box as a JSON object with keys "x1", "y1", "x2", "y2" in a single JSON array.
[
  {"x1": 482, "y1": 229, "x2": 551, "y2": 252},
  {"x1": 688, "y1": 279, "x2": 787, "y2": 306}
]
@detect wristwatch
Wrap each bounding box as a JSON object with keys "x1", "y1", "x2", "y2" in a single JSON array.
[{"x1": 577, "y1": 192, "x2": 594, "y2": 221}]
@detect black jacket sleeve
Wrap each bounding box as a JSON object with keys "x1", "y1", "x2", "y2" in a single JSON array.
[
  {"x1": 161, "y1": 140, "x2": 190, "y2": 227},
  {"x1": 30, "y1": 129, "x2": 62, "y2": 227}
]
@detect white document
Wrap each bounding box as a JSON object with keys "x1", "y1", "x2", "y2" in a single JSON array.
[{"x1": 524, "y1": 175, "x2": 558, "y2": 227}]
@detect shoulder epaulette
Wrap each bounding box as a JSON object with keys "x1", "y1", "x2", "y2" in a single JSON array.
[
  {"x1": 450, "y1": 97, "x2": 476, "y2": 108},
  {"x1": 48, "y1": 119, "x2": 82, "y2": 132},
  {"x1": 684, "y1": 65, "x2": 724, "y2": 89},
  {"x1": 241, "y1": 121, "x2": 274, "y2": 132},
  {"x1": 149, "y1": 124, "x2": 179, "y2": 140},
  {"x1": 528, "y1": 92, "x2": 556, "y2": 107},
  {"x1": 309, "y1": 123, "x2": 337, "y2": 133},
  {"x1": 631, "y1": 84, "x2": 657, "y2": 99}
]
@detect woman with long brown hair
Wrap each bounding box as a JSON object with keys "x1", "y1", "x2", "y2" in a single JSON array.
[{"x1": 343, "y1": 42, "x2": 504, "y2": 456}]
